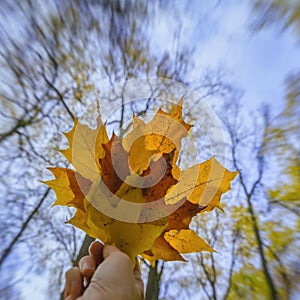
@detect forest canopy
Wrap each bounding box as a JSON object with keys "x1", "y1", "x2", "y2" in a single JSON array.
[{"x1": 0, "y1": 1, "x2": 299, "y2": 299}]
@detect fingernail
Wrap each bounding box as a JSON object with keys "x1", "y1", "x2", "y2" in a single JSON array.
[
  {"x1": 65, "y1": 295, "x2": 72, "y2": 300},
  {"x1": 83, "y1": 261, "x2": 93, "y2": 271}
]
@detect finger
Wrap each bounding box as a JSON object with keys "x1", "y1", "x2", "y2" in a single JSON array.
[
  {"x1": 133, "y1": 257, "x2": 142, "y2": 279},
  {"x1": 78, "y1": 256, "x2": 96, "y2": 278},
  {"x1": 64, "y1": 267, "x2": 83, "y2": 300},
  {"x1": 87, "y1": 246, "x2": 132, "y2": 295},
  {"x1": 133, "y1": 257, "x2": 143, "y2": 284},
  {"x1": 102, "y1": 244, "x2": 122, "y2": 260},
  {"x1": 134, "y1": 257, "x2": 144, "y2": 298},
  {"x1": 99, "y1": 245, "x2": 133, "y2": 284},
  {"x1": 89, "y1": 241, "x2": 104, "y2": 265}
]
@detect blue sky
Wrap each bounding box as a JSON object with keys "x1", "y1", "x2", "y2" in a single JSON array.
[
  {"x1": 153, "y1": 1, "x2": 299, "y2": 112},
  {"x1": 3, "y1": 1, "x2": 300, "y2": 299},
  {"x1": 201, "y1": 2, "x2": 298, "y2": 111}
]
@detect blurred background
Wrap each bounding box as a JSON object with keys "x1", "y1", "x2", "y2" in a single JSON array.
[{"x1": 0, "y1": 1, "x2": 299, "y2": 299}]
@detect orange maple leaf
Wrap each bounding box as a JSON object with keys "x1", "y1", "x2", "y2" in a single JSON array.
[{"x1": 43, "y1": 97, "x2": 238, "y2": 264}]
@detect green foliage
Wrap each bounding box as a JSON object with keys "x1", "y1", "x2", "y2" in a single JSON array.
[{"x1": 229, "y1": 267, "x2": 270, "y2": 300}]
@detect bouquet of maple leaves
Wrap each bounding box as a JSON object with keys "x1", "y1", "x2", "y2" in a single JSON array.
[{"x1": 44, "y1": 98, "x2": 237, "y2": 264}]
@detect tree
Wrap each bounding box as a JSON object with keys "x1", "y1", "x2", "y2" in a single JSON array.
[
  {"x1": 221, "y1": 93, "x2": 299, "y2": 299},
  {"x1": 0, "y1": 1, "x2": 232, "y2": 299},
  {"x1": 4, "y1": 1, "x2": 297, "y2": 299},
  {"x1": 158, "y1": 92, "x2": 299, "y2": 299},
  {"x1": 251, "y1": 0, "x2": 300, "y2": 36}
]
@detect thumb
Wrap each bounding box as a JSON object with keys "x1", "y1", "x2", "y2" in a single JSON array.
[{"x1": 79, "y1": 245, "x2": 134, "y2": 300}]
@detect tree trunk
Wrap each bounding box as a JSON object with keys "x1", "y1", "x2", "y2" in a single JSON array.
[
  {"x1": 145, "y1": 262, "x2": 160, "y2": 300},
  {"x1": 72, "y1": 235, "x2": 95, "y2": 266},
  {"x1": 0, "y1": 188, "x2": 50, "y2": 267},
  {"x1": 246, "y1": 195, "x2": 278, "y2": 300}
]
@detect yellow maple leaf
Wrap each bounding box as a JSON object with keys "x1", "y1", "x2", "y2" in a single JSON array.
[
  {"x1": 165, "y1": 157, "x2": 238, "y2": 209},
  {"x1": 164, "y1": 229, "x2": 215, "y2": 253},
  {"x1": 44, "y1": 98, "x2": 237, "y2": 264}
]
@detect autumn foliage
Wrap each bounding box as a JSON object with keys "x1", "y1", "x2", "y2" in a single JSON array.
[{"x1": 44, "y1": 98, "x2": 237, "y2": 264}]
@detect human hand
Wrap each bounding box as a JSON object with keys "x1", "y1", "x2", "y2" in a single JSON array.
[{"x1": 64, "y1": 241, "x2": 144, "y2": 300}]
